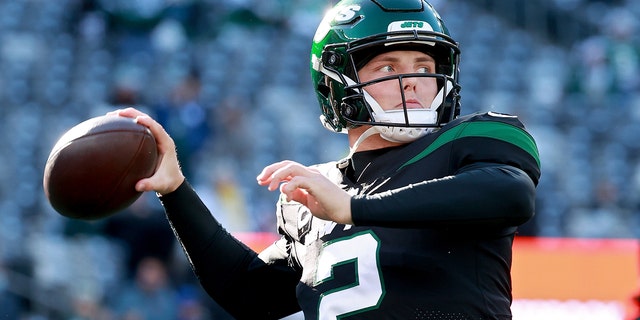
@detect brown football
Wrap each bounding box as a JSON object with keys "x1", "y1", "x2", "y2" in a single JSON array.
[{"x1": 43, "y1": 115, "x2": 158, "y2": 220}]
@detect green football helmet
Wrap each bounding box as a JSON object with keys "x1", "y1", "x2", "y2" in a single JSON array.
[{"x1": 310, "y1": 0, "x2": 461, "y2": 142}]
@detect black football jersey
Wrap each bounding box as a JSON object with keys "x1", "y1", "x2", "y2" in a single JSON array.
[{"x1": 267, "y1": 112, "x2": 540, "y2": 319}]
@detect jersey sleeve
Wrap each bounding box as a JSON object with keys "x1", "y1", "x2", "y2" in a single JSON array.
[
  {"x1": 351, "y1": 113, "x2": 540, "y2": 229},
  {"x1": 158, "y1": 180, "x2": 301, "y2": 319},
  {"x1": 351, "y1": 163, "x2": 536, "y2": 228},
  {"x1": 400, "y1": 113, "x2": 541, "y2": 185}
]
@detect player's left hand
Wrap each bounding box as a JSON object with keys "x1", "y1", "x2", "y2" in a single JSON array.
[{"x1": 257, "y1": 160, "x2": 353, "y2": 225}]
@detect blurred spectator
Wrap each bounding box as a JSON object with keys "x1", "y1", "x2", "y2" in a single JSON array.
[
  {"x1": 196, "y1": 161, "x2": 250, "y2": 232},
  {"x1": 175, "y1": 285, "x2": 214, "y2": 320},
  {"x1": 566, "y1": 36, "x2": 613, "y2": 104},
  {"x1": 602, "y1": 8, "x2": 640, "y2": 93},
  {"x1": 67, "y1": 294, "x2": 113, "y2": 320},
  {"x1": 206, "y1": 95, "x2": 255, "y2": 177},
  {"x1": 109, "y1": 256, "x2": 179, "y2": 320},
  {"x1": 103, "y1": 193, "x2": 176, "y2": 279},
  {"x1": 567, "y1": 8, "x2": 640, "y2": 101},
  {"x1": 0, "y1": 262, "x2": 24, "y2": 319},
  {"x1": 153, "y1": 69, "x2": 211, "y2": 180}
]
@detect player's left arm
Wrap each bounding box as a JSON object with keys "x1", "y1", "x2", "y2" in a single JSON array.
[
  {"x1": 351, "y1": 117, "x2": 541, "y2": 228},
  {"x1": 350, "y1": 162, "x2": 536, "y2": 228}
]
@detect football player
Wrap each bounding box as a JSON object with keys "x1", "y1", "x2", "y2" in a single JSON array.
[{"x1": 113, "y1": 0, "x2": 540, "y2": 319}]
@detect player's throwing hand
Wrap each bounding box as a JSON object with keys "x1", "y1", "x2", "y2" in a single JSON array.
[{"x1": 108, "y1": 108, "x2": 185, "y2": 195}]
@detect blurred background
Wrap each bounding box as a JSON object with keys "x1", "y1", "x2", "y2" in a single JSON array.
[{"x1": 0, "y1": 0, "x2": 639, "y2": 319}]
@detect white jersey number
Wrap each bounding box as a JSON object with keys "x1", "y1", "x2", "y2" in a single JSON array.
[{"x1": 314, "y1": 231, "x2": 385, "y2": 319}]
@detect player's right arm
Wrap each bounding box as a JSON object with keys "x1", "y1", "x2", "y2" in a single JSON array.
[
  {"x1": 160, "y1": 180, "x2": 302, "y2": 319},
  {"x1": 109, "y1": 107, "x2": 185, "y2": 195},
  {"x1": 112, "y1": 107, "x2": 302, "y2": 319}
]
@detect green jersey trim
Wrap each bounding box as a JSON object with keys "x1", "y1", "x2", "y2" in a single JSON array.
[{"x1": 398, "y1": 121, "x2": 540, "y2": 171}]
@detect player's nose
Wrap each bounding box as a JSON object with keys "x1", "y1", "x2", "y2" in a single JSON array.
[{"x1": 402, "y1": 76, "x2": 418, "y2": 92}]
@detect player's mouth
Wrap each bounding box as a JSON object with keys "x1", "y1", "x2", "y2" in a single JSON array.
[{"x1": 397, "y1": 99, "x2": 424, "y2": 109}]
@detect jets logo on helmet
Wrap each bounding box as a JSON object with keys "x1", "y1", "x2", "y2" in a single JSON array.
[
  {"x1": 313, "y1": 5, "x2": 362, "y2": 43},
  {"x1": 388, "y1": 20, "x2": 432, "y2": 32},
  {"x1": 334, "y1": 5, "x2": 361, "y2": 23},
  {"x1": 387, "y1": 20, "x2": 436, "y2": 46}
]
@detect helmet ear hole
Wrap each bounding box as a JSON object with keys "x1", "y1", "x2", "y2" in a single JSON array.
[
  {"x1": 317, "y1": 83, "x2": 331, "y2": 99},
  {"x1": 322, "y1": 51, "x2": 344, "y2": 67},
  {"x1": 341, "y1": 94, "x2": 370, "y2": 123},
  {"x1": 340, "y1": 103, "x2": 357, "y2": 119}
]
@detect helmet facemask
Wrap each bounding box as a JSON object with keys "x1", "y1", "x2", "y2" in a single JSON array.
[
  {"x1": 326, "y1": 30, "x2": 460, "y2": 142},
  {"x1": 346, "y1": 70, "x2": 455, "y2": 142}
]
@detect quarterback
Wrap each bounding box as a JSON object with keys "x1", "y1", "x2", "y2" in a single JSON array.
[{"x1": 114, "y1": 0, "x2": 540, "y2": 319}]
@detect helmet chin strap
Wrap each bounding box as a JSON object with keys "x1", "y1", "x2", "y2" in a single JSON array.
[{"x1": 337, "y1": 126, "x2": 381, "y2": 169}]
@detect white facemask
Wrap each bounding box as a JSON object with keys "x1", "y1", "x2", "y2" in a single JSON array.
[
  {"x1": 363, "y1": 79, "x2": 453, "y2": 143},
  {"x1": 318, "y1": 62, "x2": 452, "y2": 143}
]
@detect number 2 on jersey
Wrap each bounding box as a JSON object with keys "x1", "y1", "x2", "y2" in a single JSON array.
[{"x1": 314, "y1": 231, "x2": 385, "y2": 319}]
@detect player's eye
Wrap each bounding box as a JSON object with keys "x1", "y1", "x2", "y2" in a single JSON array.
[
  {"x1": 379, "y1": 65, "x2": 394, "y2": 73},
  {"x1": 416, "y1": 66, "x2": 431, "y2": 73}
]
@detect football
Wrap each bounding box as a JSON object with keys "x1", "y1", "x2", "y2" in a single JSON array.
[{"x1": 43, "y1": 115, "x2": 158, "y2": 220}]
